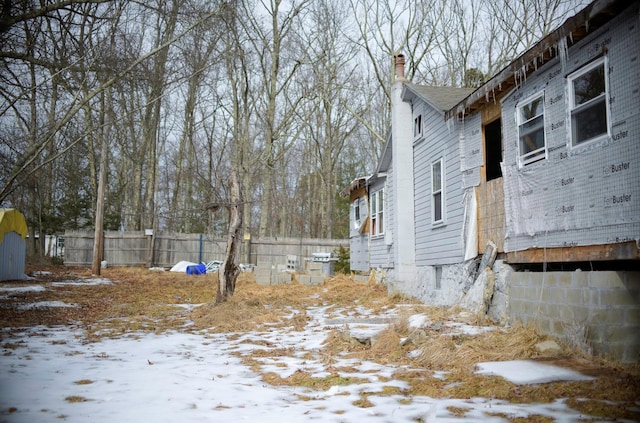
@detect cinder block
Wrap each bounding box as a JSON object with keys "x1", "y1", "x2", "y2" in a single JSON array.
[
  {"x1": 590, "y1": 308, "x2": 625, "y2": 326},
  {"x1": 626, "y1": 308, "x2": 640, "y2": 325},
  {"x1": 571, "y1": 305, "x2": 590, "y2": 322},
  {"x1": 545, "y1": 286, "x2": 565, "y2": 303},
  {"x1": 272, "y1": 272, "x2": 292, "y2": 285},
  {"x1": 573, "y1": 269, "x2": 588, "y2": 286},
  {"x1": 599, "y1": 289, "x2": 637, "y2": 307},
  {"x1": 254, "y1": 267, "x2": 272, "y2": 286},
  {"x1": 588, "y1": 271, "x2": 625, "y2": 289},
  {"x1": 519, "y1": 286, "x2": 537, "y2": 302},
  {"x1": 297, "y1": 275, "x2": 325, "y2": 286},
  {"x1": 543, "y1": 303, "x2": 560, "y2": 319},
  {"x1": 307, "y1": 262, "x2": 322, "y2": 275},
  {"x1": 565, "y1": 288, "x2": 588, "y2": 306},
  {"x1": 557, "y1": 272, "x2": 573, "y2": 287},
  {"x1": 509, "y1": 285, "x2": 525, "y2": 300},
  {"x1": 606, "y1": 325, "x2": 640, "y2": 344}
]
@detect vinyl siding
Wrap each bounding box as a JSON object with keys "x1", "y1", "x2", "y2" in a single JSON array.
[{"x1": 414, "y1": 103, "x2": 465, "y2": 265}]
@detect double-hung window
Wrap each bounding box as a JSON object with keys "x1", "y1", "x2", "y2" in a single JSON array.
[
  {"x1": 432, "y1": 158, "x2": 444, "y2": 224},
  {"x1": 517, "y1": 93, "x2": 546, "y2": 166},
  {"x1": 370, "y1": 190, "x2": 384, "y2": 236},
  {"x1": 568, "y1": 57, "x2": 610, "y2": 146}
]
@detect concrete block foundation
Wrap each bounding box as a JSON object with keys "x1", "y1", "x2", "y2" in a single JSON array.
[{"x1": 509, "y1": 270, "x2": 640, "y2": 363}]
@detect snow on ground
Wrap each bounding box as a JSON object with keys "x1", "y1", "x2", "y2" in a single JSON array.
[
  {"x1": 0, "y1": 278, "x2": 612, "y2": 423},
  {"x1": 476, "y1": 360, "x2": 596, "y2": 385}
]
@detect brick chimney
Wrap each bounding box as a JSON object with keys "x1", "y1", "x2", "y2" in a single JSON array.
[{"x1": 394, "y1": 53, "x2": 405, "y2": 80}]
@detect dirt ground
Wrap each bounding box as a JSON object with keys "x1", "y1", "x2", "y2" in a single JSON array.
[{"x1": 2, "y1": 265, "x2": 639, "y2": 422}]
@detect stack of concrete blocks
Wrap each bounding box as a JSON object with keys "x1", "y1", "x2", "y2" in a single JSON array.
[
  {"x1": 254, "y1": 254, "x2": 327, "y2": 287},
  {"x1": 254, "y1": 255, "x2": 298, "y2": 286},
  {"x1": 297, "y1": 258, "x2": 326, "y2": 286}
]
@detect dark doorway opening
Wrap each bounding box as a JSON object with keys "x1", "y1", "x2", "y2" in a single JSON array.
[{"x1": 484, "y1": 118, "x2": 502, "y2": 181}]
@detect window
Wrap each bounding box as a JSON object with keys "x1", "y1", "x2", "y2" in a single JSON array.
[
  {"x1": 484, "y1": 118, "x2": 502, "y2": 181},
  {"x1": 352, "y1": 197, "x2": 367, "y2": 232},
  {"x1": 353, "y1": 198, "x2": 361, "y2": 228},
  {"x1": 432, "y1": 158, "x2": 444, "y2": 224},
  {"x1": 517, "y1": 93, "x2": 546, "y2": 166},
  {"x1": 414, "y1": 114, "x2": 423, "y2": 139},
  {"x1": 568, "y1": 58, "x2": 609, "y2": 146},
  {"x1": 435, "y1": 266, "x2": 442, "y2": 290},
  {"x1": 370, "y1": 190, "x2": 384, "y2": 235}
]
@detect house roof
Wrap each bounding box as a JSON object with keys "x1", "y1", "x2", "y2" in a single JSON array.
[
  {"x1": 403, "y1": 84, "x2": 475, "y2": 111},
  {"x1": 445, "y1": 0, "x2": 632, "y2": 120},
  {"x1": 340, "y1": 176, "x2": 370, "y2": 197}
]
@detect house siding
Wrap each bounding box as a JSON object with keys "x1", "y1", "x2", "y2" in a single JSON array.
[
  {"x1": 348, "y1": 188, "x2": 369, "y2": 272},
  {"x1": 501, "y1": 4, "x2": 640, "y2": 252},
  {"x1": 414, "y1": 105, "x2": 465, "y2": 265},
  {"x1": 369, "y1": 174, "x2": 392, "y2": 269}
]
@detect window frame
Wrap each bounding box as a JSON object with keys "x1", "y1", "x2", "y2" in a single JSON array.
[
  {"x1": 567, "y1": 56, "x2": 610, "y2": 148},
  {"x1": 370, "y1": 189, "x2": 384, "y2": 236},
  {"x1": 431, "y1": 157, "x2": 445, "y2": 225},
  {"x1": 353, "y1": 198, "x2": 361, "y2": 229},
  {"x1": 516, "y1": 91, "x2": 547, "y2": 167},
  {"x1": 413, "y1": 113, "x2": 423, "y2": 140}
]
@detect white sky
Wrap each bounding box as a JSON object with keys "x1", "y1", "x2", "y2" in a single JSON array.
[{"x1": 0, "y1": 278, "x2": 609, "y2": 423}]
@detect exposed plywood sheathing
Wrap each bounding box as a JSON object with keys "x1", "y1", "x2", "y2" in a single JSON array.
[{"x1": 476, "y1": 179, "x2": 505, "y2": 253}]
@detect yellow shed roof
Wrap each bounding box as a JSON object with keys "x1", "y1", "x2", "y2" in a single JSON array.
[{"x1": 0, "y1": 208, "x2": 28, "y2": 244}]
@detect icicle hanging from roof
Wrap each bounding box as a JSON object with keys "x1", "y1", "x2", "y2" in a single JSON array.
[{"x1": 558, "y1": 36, "x2": 569, "y2": 74}]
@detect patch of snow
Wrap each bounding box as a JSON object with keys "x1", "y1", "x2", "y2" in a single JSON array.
[
  {"x1": 475, "y1": 360, "x2": 596, "y2": 385},
  {"x1": 0, "y1": 285, "x2": 45, "y2": 293},
  {"x1": 446, "y1": 322, "x2": 496, "y2": 336},
  {"x1": 408, "y1": 314, "x2": 429, "y2": 328},
  {"x1": 52, "y1": 278, "x2": 111, "y2": 287},
  {"x1": 16, "y1": 301, "x2": 78, "y2": 310}
]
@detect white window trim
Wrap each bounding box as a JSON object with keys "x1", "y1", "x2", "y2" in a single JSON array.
[
  {"x1": 567, "y1": 56, "x2": 611, "y2": 149},
  {"x1": 431, "y1": 157, "x2": 445, "y2": 225},
  {"x1": 516, "y1": 91, "x2": 547, "y2": 168},
  {"x1": 370, "y1": 189, "x2": 384, "y2": 236},
  {"x1": 414, "y1": 113, "x2": 423, "y2": 140}
]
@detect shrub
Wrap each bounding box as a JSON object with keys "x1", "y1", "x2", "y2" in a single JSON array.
[{"x1": 333, "y1": 245, "x2": 350, "y2": 274}]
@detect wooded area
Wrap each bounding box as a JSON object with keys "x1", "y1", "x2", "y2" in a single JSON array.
[{"x1": 0, "y1": 0, "x2": 587, "y2": 258}]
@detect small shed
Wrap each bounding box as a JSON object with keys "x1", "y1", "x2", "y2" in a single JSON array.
[{"x1": 0, "y1": 208, "x2": 28, "y2": 281}]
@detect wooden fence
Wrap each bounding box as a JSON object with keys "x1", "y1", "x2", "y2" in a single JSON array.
[{"x1": 64, "y1": 230, "x2": 347, "y2": 268}]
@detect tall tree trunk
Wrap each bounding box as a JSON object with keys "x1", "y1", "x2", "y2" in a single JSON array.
[
  {"x1": 92, "y1": 91, "x2": 109, "y2": 274},
  {"x1": 217, "y1": 168, "x2": 243, "y2": 303}
]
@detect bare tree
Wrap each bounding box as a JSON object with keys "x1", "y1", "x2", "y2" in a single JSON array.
[
  {"x1": 217, "y1": 167, "x2": 242, "y2": 302},
  {"x1": 235, "y1": 0, "x2": 312, "y2": 238}
]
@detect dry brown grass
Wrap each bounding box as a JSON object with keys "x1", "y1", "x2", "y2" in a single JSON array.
[
  {"x1": 414, "y1": 324, "x2": 548, "y2": 371},
  {"x1": 262, "y1": 370, "x2": 368, "y2": 391}
]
